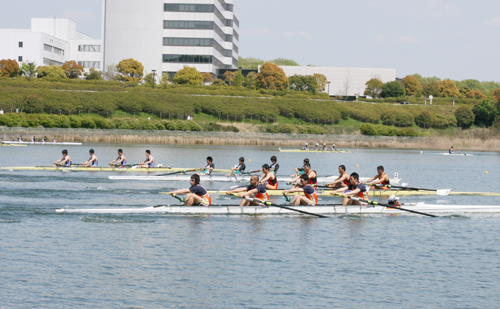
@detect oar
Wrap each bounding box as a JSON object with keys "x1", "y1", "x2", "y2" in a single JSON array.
[
  {"x1": 242, "y1": 169, "x2": 262, "y2": 175},
  {"x1": 229, "y1": 194, "x2": 328, "y2": 218},
  {"x1": 156, "y1": 169, "x2": 199, "y2": 177},
  {"x1": 338, "y1": 194, "x2": 437, "y2": 218},
  {"x1": 374, "y1": 184, "x2": 451, "y2": 196},
  {"x1": 169, "y1": 193, "x2": 185, "y2": 203}
]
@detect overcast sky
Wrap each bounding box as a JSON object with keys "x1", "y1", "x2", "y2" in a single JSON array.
[{"x1": 2, "y1": 0, "x2": 499, "y2": 81}]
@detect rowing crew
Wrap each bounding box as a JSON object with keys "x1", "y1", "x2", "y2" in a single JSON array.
[
  {"x1": 53, "y1": 149, "x2": 154, "y2": 168},
  {"x1": 302, "y1": 142, "x2": 337, "y2": 151}
]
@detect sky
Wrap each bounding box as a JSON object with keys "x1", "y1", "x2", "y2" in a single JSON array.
[{"x1": 1, "y1": 0, "x2": 499, "y2": 82}]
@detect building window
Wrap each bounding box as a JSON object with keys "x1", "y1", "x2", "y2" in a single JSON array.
[
  {"x1": 78, "y1": 45, "x2": 101, "y2": 52},
  {"x1": 164, "y1": 4, "x2": 214, "y2": 13},
  {"x1": 78, "y1": 61, "x2": 101, "y2": 69},
  {"x1": 18, "y1": 56, "x2": 23, "y2": 62},
  {"x1": 43, "y1": 58, "x2": 64, "y2": 66},
  {"x1": 44, "y1": 44, "x2": 52, "y2": 52},
  {"x1": 163, "y1": 38, "x2": 213, "y2": 47},
  {"x1": 234, "y1": 16, "x2": 240, "y2": 28},
  {"x1": 233, "y1": 57, "x2": 238, "y2": 68},
  {"x1": 226, "y1": 4, "x2": 234, "y2": 11},
  {"x1": 226, "y1": 20, "x2": 233, "y2": 27},
  {"x1": 225, "y1": 34, "x2": 233, "y2": 42},
  {"x1": 164, "y1": 20, "x2": 214, "y2": 30},
  {"x1": 233, "y1": 44, "x2": 239, "y2": 54},
  {"x1": 224, "y1": 50, "x2": 232, "y2": 57},
  {"x1": 19, "y1": 42, "x2": 23, "y2": 48},
  {"x1": 163, "y1": 54, "x2": 213, "y2": 64},
  {"x1": 233, "y1": 30, "x2": 239, "y2": 41}
]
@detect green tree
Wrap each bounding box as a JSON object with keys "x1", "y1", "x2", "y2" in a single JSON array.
[
  {"x1": 173, "y1": 67, "x2": 203, "y2": 85},
  {"x1": 415, "y1": 111, "x2": 432, "y2": 128},
  {"x1": 37, "y1": 65, "x2": 66, "y2": 80},
  {"x1": 288, "y1": 75, "x2": 318, "y2": 93},
  {"x1": 223, "y1": 71, "x2": 236, "y2": 86},
  {"x1": 313, "y1": 73, "x2": 328, "y2": 91},
  {"x1": 472, "y1": 100, "x2": 496, "y2": 127},
  {"x1": 238, "y1": 57, "x2": 299, "y2": 70},
  {"x1": 255, "y1": 62, "x2": 289, "y2": 91},
  {"x1": 212, "y1": 79, "x2": 227, "y2": 86},
  {"x1": 116, "y1": 58, "x2": 144, "y2": 83},
  {"x1": 24, "y1": 94, "x2": 44, "y2": 112},
  {"x1": 380, "y1": 81, "x2": 405, "y2": 98},
  {"x1": 402, "y1": 75, "x2": 423, "y2": 96},
  {"x1": 62, "y1": 60, "x2": 84, "y2": 79},
  {"x1": 84, "y1": 68, "x2": 103, "y2": 80},
  {"x1": 202, "y1": 73, "x2": 214, "y2": 84},
  {"x1": 437, "y1": 79, "x2": 460, "y2": 98},
  {"x1": 364, "y1": 78, "x2": 383, "y2": 98},
  {"x1": 20, "y1": 62, "x2": 38, "y2": 81},
  {"x1": 0, "y1": 59, "x2": 20, "y2": 78},
  {"x1": 244, "y1": 71, "x2": 257, "y2": 89},
  {"x1": 271, "y1": 58, "x2": 300, "y2": 66},
  {"x1": 493, "y1": 89, "x2": 500, "y2": 102},
  {"x1": 455, "y1": 106, "x2": 475, "y2": 128},
  {"x1": 412, "y1": 74, "x2": 441, "y2": 85},
  {"x1": 423, "y1": 81, "x2": 440, "y2": 97},
  {"x1": 234, "y1": 70, "x2": 244, "y2": 87},
  {"x1": 466, "y1": 90, "x2": 487, "y2": 100}
]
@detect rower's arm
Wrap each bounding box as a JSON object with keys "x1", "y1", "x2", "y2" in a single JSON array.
[
  {"x1": 333, "y1": 186, "x2": 349, "y2": 193},
  {"x1": 291, "y1": 175, "x2": 300, "y2": 183},
  {"x1": 344, "y1": 188, "x2": 360, "y2": 196},
  {"x1": 260, "y1": 173, "x2": 271, "y2": 183},
  {"x1": 169, "y1": 189, "x2": 191, "y2": 196},
  {"x1": 363, "y1": 176, "x2": 377, "y2": 184},
  {"x1": 283, "y1": 187, "x2": 304, "y2": 194},
  {"x1": 227, "y1": 187, "x2": 248, "y2": 194},
  {"x1": 242, "y1": 188, "x2": 258, "y2": 197}
]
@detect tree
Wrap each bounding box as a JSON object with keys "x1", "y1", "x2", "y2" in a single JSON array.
[
  {"x1": 244, "y1": 71, "x2": 257, "y2": 89},
  {"x1": 493, "y1": 89, "x2": 500, "y2": 102},
  {"x1": 288, "y1": 75, "x2": 318, "y2": 93},
  {"x1": 202, "y1": 73, "x2": 213, "y2": 84},
  {"x1": 24, "y1": 94, "x2": 44, "y2": 113},
  {"x1": 364, "y1": 78, "x2": 384, "y2": 98},
  {"x1": 238, "y1": 57, "x2": 299, "y2": 70},
  {"x1": 223, "y1": 71, "x2": 236, "y2": 86},
  {"x1": 271, "y1": 58, "x2": 300, "y2": 66},
  {"x1": 84, "y1": 68, "x2": 103, "y2": 80},
  {"x1": 212, "y1": 79, "x2": 227, "y2": 86},
  {"x1": 62, "y1": 60, "x2": 84, "y2": 79},
  {"x1": 103, "y1": 64, "x2": 118, "y2": 81},
  {"x1": 415, "y1": 111, "x2": 433, "y2": 128},
  {"x1": 255, "y1": 62, "x2": 289, "y2": 91},
  {"x1": 437, "y1": 79, "x2": 460, "y2": 98},
  {"x1": 37, "y1": 65, "x2": 66, "y2": 80},
  {"x1": 143, "y1": 72, "x2": 155, "y2": 87},
  {"x1": 173, "y1": 67, "x2": 203, "y2": 85},
  {"x1": 380, "y1": 81, "x2": 405, "y2": 98},
  {"x1": 455, "y1": 106, "x2": 475, "y2": 128},
  {"x1": 0, "y1": 59, "x2": 20, "y2": 78},
  {"x1": 423, "y1": 81, "x2": 440, "y2": 97},
  {"x1": 116, "y1": 58, "x2": 144, "y2": 83},
  {"x1": 412, "y1": 74, "x2": 441, "y2": 85},
  {"x1": 472, "y1": 100, "x2": 496, "y2": 127},
  {"x1": 234, "y1": 70, "x2": 244, "y2": 87},
  {"x1": 313, "y1": 73, "x2": 327, "y2": 91},
  {"x1": 20, "y1": 62, "x2": 37, "y2": 81},
  {"x1": 341, "y1": 72, "x2": 352, "y2": 98},
  {"x1": 402, "y1": 75, "x2": 423, "y2": 96},
  {"x1": 465, "y1": 90, "x2": 487, "y2": 100}
]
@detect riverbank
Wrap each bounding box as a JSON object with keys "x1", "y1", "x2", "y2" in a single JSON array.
[{"x1": 2, "y1": 127, "x2": 499, "y2": 152}]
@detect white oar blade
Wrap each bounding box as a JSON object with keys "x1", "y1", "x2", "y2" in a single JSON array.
[{"x1": 436, "y1": 189, "x2": 451, "y2": 196}]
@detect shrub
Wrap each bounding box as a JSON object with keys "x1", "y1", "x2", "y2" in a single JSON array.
[
  {"x1": 398, "y1": 128, "x2": 418, "y2": 137},
  {"x1": 415, "y1": 111, "x2": 432, "y2": 128},
  {"x1": 472, "y1": 100, "x2": 496, "y2": 127},
  {"x1": 381, "y1": 112, "x2": 396, "y2": 126},
  {"x1": 455, "y1": 106, "x2": 475, "y2": 128},
  {"x1": 360, "y1": 123, "x2": 377, "y2": 135}
]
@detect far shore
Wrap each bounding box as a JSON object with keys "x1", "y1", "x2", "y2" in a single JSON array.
[{"x1": 1, "y1": 127, "x2": 499, "y2": 152}]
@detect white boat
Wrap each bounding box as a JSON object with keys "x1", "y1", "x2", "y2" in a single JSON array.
[
  {"x1": 55, "y1": 203, "x2": 500, "y2": 215},
  {"x1": 1, "y1": 141, "x2": 82, "y2": 146},
  {"x1": 109, "y1": 173, "x2": 402, "y2": 184},
  {"x1": 421, "y1": 151, "x2": 474, "y2": 156}
]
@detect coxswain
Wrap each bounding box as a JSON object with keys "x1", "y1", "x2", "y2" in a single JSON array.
[
  {"x1": 227, "y1": 175, "x2": 269, "y2": 206},
  {"x1": 53, "y1": 149, "x2": 72, "y2": 167},
  {"x1": 260, "y1": 164, "x2": 278, "y2": 190},
  {"x1": 282, "y1": 174, "x2": 318, "y2": 206},
  {"x1": 138, "y1": 150, "x2": 154, "y2": 168},
  {"x1": 329, "y1": 143, "x2": 337, "y2": 151},
  {"x1": 313, "y1": 143, "x2": 319, "y2": 150},
  {"x1": 326, "y1": 165, "x2": 350, "y2": 189},
  {"x1": 333, "y1": 172, "x2": 369, "y2": 205},
  {"x1": 293, "y1": 158, "x2": 309, "y2": 176},
  {"x1": 109, "y1": 149, "x2": 126, "y2": 167},
  {"x1": 449, "y1": 146, "x2": 454, "y2": 154},
  {"x1": 269, "y1": 156, "x2": 279, "y2": 174},
  {"x1": 363, "y1": 165, "x2": 390, "y2": 189},
  {"x1": 82, "y1": 149, "x2": 98, "y2": 167},
  {"x1": 169, "y1": 174, "x2": 211, "y2": 206},
  {"x1": 198, "y1": 156, "x2": 214, "y2": 176},
  {"x1": 387, "y1": 195, "x2": 401, "y2": 208},
  {"x1": 302, "y1": 142, "x2": 309, "y2": 150},
  {"x1": 228, "y1": 157, "x2": 246, "y2": 176},
  {"x1": 291, "y1": 162, "x2": 317, "y2": 188}
]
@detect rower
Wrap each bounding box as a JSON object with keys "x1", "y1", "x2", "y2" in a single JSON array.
[
  {"x1": 302, "y1": 142, "x2": 309, "y2": 150},
  {"x1": 293, "y1": 158, "x2": 309, "y2": 176},
  {"x1": 326, "y1": 165, "x2": 350, "y2": 189},
  {"x1": 260, "y1": 164, "x2": 278, "y2": 190},
  {"x1": 388, "y1": 195, "x2": 401, "y2": 208},
  {"x1": 52, "y1": 137, "x2": 58, "y2": 143},
  {"x1": 282, "y1": 174, "x2": 318, "y2": 206},
  {"x1": 138, "y1": 150, "x2": 154, "y2": 168},
  {"x1": 269, "y1": 156, "x2": 279, "y2": 174},
  {"x1": 198, "y1": 156, "x2": 214, "y2": 176},
  {"x1": 169, "y1": 174, "x2": 211, "y2": 206},
  {"x1": 322, "y1": 143, "x2": 327, "y2": 151},
  {"x1": 31, "y1": 136, "x2": 36, "y2": 142},
  {"x1": 291, "y1": 162, "x2": 317, "y2": 188},
  {"x1": 333, "y1": 172, "x2": 369, "y2": 205},
  {"x1": 329, "y1": 143, "x2": 337, "y2": 151},
  {"x1": 449, "y1": 146, "x2": 454, "y2": 154},
  {"x1": 18, "y1": 136, "x2": 23, "y2": 142},
  {"x1": 313, "y1": 143, "x2": 319, "y2": 150},
  {"x1": 109, "y1": 149, "x2": 126, "y2": 167},
  {"x1": 228, "y1": 157, "x2": 246, "y2": 176},
  {"x1": 53, "y1": 149, "x2": 72, "y2": 167},
  {"x1": 82, "y1": 149, "x2": 98, "y2": 167},
  {"x1": 42, "y1": 137, "x2": 47, "y2": 142},
  {"x1": 363, "y1": 165, "x2": 390, "y2": 189},
  {"x1": 227, "y1": 175, "x2": 269, "y2": 206}
]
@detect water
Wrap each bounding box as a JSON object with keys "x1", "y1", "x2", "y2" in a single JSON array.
[{"x1": 1, "y1": 144, "x2": 500, "y2": 308}]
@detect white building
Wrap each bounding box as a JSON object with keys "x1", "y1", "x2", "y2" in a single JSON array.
[
  {"x1": 103, "y1": 0, "x2": 240, "y2": 78},
  {"x1": 0, "y1": 18, "x2": 102, "y2": 71},
  {"x1": 278, "y1": 66, "x2": 397, "y2": 97}
]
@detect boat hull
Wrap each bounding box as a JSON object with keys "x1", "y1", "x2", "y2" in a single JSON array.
[
  {"x1": 279, "y1": 149, "x2": 351, "y2": 153},
  {"x1": 1, "y1": 141, "x2": 82, "y2": 146}
]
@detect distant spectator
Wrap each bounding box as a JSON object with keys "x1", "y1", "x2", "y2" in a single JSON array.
[{"x1": 0, "y1": 108, "x2": 4, "y2": 115}]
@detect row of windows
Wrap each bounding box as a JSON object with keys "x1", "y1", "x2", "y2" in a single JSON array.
[
  {"x1": 43, "y1": 58, "x2": 63, "y2": 66},
  {"x1": 78, "y1": 45, "x2": 101, "y2": 52},
  {"x1": 162, "y1": 54, "x2": 225, "y2": 69},
  {"x1": 233, "y1": 44, "x2": 238, "y2": 54},
  {"x1": 164, "y1": 20, "x2": 213, "y2": 30},
  {"x1": 233, "y1": 30, "x2": 239, "y2": 41},
  {"x1": 164, "y1": 3, "x2": 235, "y2": 32},
  {"x1": 164, "y1": 38, "x2": 213, "y2": 47},
  {"x1": 232, "y1": 57, "x2": 238, "y2": 68},
  {"x1": 234, "y1": 16, "x2": 240, "y2": 28},
  {"x1": 44, "y1": 44, "x2": 64, "y2": 56},
  {"x1": 78, "y1": 61, "x2": 101, "y2": 69}
]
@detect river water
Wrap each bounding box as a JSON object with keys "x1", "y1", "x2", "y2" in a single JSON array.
[{"x1": 1, "y1": 143, "x2": 500, "y2": 308}]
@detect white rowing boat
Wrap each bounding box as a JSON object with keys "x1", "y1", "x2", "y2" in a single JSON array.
[
  {"x1": 279, "y1": 148, "x2": 351, "y2": 153},
  {"x1": 108, "y1": 174, "x2": 402, "y2": 184},
  {"x1": 421, "y1": 151, "x2": 474, "y2": 156},
  {"x1": 1, "y1": 141, "x2": 82, "y2": 146},
  {"x1": 55, "y1": 203, "x2": 500, "y2": 215}
]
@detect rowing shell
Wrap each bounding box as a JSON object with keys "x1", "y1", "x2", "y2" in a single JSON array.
[
  {"x1": 421, "y1": 152, "x2": 474, "y2": 156},
  {"x1": 0, "y1": 166, "x2": 232, "y2": 173},
  {"x1": 279, "y1": 149, "x2": 351, "y2": 153},
  {"x1": 1, "y1": 141, "x2": 82, "y2": 146},
  {"x1": 0, "y1": 144, "x2": 27, "y2": 147},
  {"x1": 55, "y1": 204, "x2": 500, "y2": 214},
  {"x1": 158, "y1": 190, "x2": 500, "y2": 197}
]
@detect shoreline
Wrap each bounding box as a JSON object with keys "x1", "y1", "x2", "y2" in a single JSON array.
[{"x1": 1, "y1": 127, "x2": 499, "y2": 152}]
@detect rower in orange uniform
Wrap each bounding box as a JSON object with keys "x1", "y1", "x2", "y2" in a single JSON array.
[
  {"x1": 291, "y1": 163, "x2": 317, "y2": 188},
  {"x1": 260, "y1": 164, "x2": 278, "y2": 190},
  {"x1": 282, "y1": 174, "x2": 318, "y2": 206},
  {"x1": 363, "y1": 165, "x2": 390, "y2": 189},
  {"x1": 168, "y1": 174, "x2": 211, "y2": 206},
  {"x1": 332, "y1": 172, "x2": 369, "y2": 205},
  {"x1": 226, "y1": 175, "x2": 269, "y2": 206},
  {"x1": 326, "y1": 165, "x2": 350, "y2": 189}
]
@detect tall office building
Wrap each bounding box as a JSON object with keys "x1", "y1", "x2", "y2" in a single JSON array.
[{"x1": 103, "y1": 0, "x2": 239, "y2": 78}]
